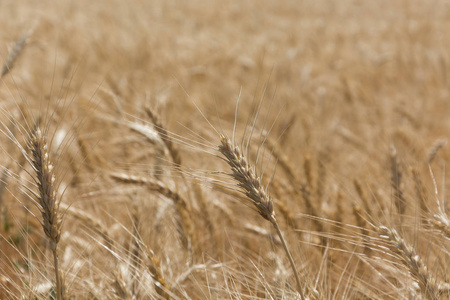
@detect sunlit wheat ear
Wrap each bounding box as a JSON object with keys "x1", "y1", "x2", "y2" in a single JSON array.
[
  {"x1": 29, "y1": 128, "x2": 61, "y2": 245},
  {"x1": 28, "y1": 127, "x2": 66, "y2": 300},
  {"x1": 218, "y1": 134, "x2": 274, "y2": 221},
  {"x1": 146, "y1": 252, "x2": 173, "y2": 300},
  {"x1": 218, "y1": 133, "x2": 305, "y2": 300},
  {"x1": 376, "y1": 226, "x2": 443, "y2": 299}
]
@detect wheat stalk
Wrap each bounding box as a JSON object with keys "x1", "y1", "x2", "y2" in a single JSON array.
[
  {"x1": 218, "y1": 133, "x2": 305, "y2": 300},
  {"x1": 112, "y1": 271, "x2": 132, "y2": 300},
  {"x1": 110, "y1": 173, "x2": 195, "y2": 255}
]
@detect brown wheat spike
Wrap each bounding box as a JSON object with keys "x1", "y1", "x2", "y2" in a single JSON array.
[
  {"x1": 300, "y1": 183, "x2": 324, "y2": 235},
  {"x1": 316, "y1": 152, "x2": 327, "y2": 203},
  {"x1": 145, "y1": 107, "x2": 181, "y2": 166},
  {"x1": 145, "y1": 107, "x2": 218, "y2": 258},
  {"x1": 352, "y1": 204, "x2": 371, "y2": 257},
  {"x1": 430, "y1": 213, "x2": 450, "y2": 240},
  {"x1": 1, "y1": 26, "x2": 34, "y2": 78},
  {"x1": 390, "y1": 146, "x2": 406, "y2": 220},
  {"x1": 301, "y1": 155, "x2": 323, "y2": 235},
  {"x1": 28, "y1": 128, "x2": 66, "y2": 300},
  {"x1": 192, "y1": 182, "x2": 220, "y2": 258},
  {"x1": 376, "y1": 226, "x2": 443, "y2": 299},
  {"x1": 263, "y1": 135, "x2": 298, "y2": 187},
  {"x1": 112, "y1": 271, "x2": 132, "y2": 300},
  {"x1": 264, "y1": 136, "x2": 324, "y2": 234},
  {"x1": 218, "y1": 135, "x2": 276, "y2": 222},
  {"x1": 353, "y1": 179, "x2": 373, "y2": 218},
  {"x1": 75, "y1": 128, "x2": 99, "y2": 171},
  {"x1": 303, "y1": 154, "x2": 314, "y2": 192},
  {"x1": 218, "y1": 133, "x2": 305, "y2": 300},
  {"x1": 332, "y1": 190, "x2": 344, "y2": 235},
  {"x1": 110, "y1": 173, "x2": 195, "y2": 255},
  {"x1": 326, "y1": 190, "x2": 345, "y2": 266},
  {"x1": 411, "y1": 166, "x2": 429, "y2": 225},
  {"x1": 427, "y1": 138, "x2": 447, "y2": 164},
  {"x1": 146, "y1": 253, "x2": 173, "y2": 300},
  {"x1": 0, "y1": 165, "x2": 10, "y2": 208},
  {"x1": 130, "y1": 204, "x2": 142, "y2": 299}
]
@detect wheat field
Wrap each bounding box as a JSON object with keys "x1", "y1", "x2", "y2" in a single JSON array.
[{"x1": 0, "y1": 0, "x2": 449, "y2": 299}]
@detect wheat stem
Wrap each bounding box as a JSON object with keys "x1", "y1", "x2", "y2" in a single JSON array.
[{"x1": 271, "y1": 218, "x2": 304, "y2": 299}]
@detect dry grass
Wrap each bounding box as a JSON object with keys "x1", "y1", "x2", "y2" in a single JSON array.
[{"x1": 0, "y1": 0, "x2": 449, "y2": 299}]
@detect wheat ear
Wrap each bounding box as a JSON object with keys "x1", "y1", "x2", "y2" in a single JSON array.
[
  {"x1": 390, "y1": 146, "x2": 405, "y2": 219},
  {"x1": 377, "y1": 226, "x2": 442, "y2": 299},
  {"x1": 29, "y1": 128, "x2": 65, "y2": 299},
  {"x1": 1, "y1": 26, "x2": 34, "y2": 78},
  {"x1": 218, "y1": 134, "x2": 305, "y2": 300},
  {"x1": 146, "y1": 252, "x2": 173, "y2": 300},
  {"x1": 145, "y1": 107, "x2": 181, "y2": 166},
  {"x1": 112, "y1": 271, "x2": 132, "y2": 300},
  {"x1": 430, "y1": 213, "x2": 450, "y2": 239}
]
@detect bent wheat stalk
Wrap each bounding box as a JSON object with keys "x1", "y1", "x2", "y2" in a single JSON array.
[
  {"x1": 110, "y1": 173, "x2": 195, "y2": 256},
  {"x1": 28, "y1": 128, "x2": 66, "y2": 300},
  {"x1": 218, "y1": 134, "x2": 305, "y2": 300}
]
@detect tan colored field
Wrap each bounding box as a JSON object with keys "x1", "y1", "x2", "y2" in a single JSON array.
[{"x1": 0, "y1": 0, "x2": 449, "y2": 299}]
